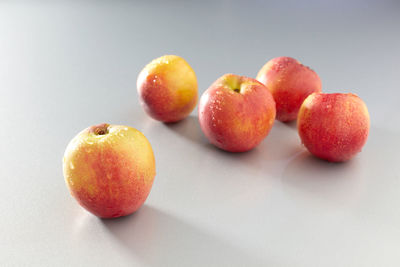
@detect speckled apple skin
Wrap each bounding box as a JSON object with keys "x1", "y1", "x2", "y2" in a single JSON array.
[
  {"x1": 137, "y1": 55, "x2": 198, "y2": 123},
  {"x1": 63, "y1": 124, "x2": 155, "y2": 218},
  {"x1": 199, "y1": 74, "x2": 276, "y2": 152},
  {"x1": 256, "y1": 56, "x2": 322, "y2": 122},
  {"x1": 297, "y1": 93, "x2": 370, "y2": 162}
]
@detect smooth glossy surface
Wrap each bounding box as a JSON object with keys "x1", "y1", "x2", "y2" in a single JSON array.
[
  {"x1": 297, "y1": 93, "x2": 370, "y2": 162},
  {"x1": 137, "y1": 55, "x2": 198, "y2": 122},
  {"x1": 198, "y1": 74, "x2": 276, "y2": 152},
  {"x1": 63, "y1": 124, "x2": 155, "y2": 218},
  {"x1": 1, "y1": 1, "x2": 400, "y2": 266}
]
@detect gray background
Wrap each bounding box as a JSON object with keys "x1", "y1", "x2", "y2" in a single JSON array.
[{"x1": 1, "y1": 0, "x2": 400, "y2": 266}]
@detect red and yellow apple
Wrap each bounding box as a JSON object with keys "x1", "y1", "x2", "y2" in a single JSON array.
[
  {"x1": 297, "y1": 93, "x2": 370, "y2": 162},
  {"x1": 63, "y1": 123, "x2": 156, "y2": 218},
  {"x1": 256, "y1": 56, "x2": 322, "y2": 122},
  {"x1": 198, "y1": 74, "x2": 276, "y2": 152},
  {"x1": 137, "y1": 55, "x2": 198, "y2": 123}
]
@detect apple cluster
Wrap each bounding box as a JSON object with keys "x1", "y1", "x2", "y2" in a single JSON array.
[
  {"x1": 63, "y1": 55, "x2": 370, "y2": 218},
  {"x1": 137, "y1": 55, "x2": 369, "y2": 160}
]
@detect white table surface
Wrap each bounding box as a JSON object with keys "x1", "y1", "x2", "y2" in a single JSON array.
[{"x1": 1, "y1": 1, "x2": 400, "y2": 266}]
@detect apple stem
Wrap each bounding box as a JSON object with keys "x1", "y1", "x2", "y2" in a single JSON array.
[{"x1": 90, "y1": 123, "x2": 110, "y2": 135}]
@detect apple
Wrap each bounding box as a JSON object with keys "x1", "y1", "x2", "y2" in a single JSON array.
[
  {"x1": 137, "y1": 55, "x2": 198, "y2": 123},
  {"x1": 256, "y1": 56, "x2": 322, "y2": 122},
  {"x1": 63, "y1": 123, "x2": 156, "y2": 218},
  {"x1": 198, "y1": 74, "x2": 276, "y2": 152},
  {"x1": 297, "y1": 93, "x2": 370, "y2": 162}
]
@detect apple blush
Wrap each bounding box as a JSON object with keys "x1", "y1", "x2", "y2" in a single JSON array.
[
  {"x1": 137, "y1": 55, "x2": 198, "y2": 123},
  {"x1": 199, "y1": 74, "x2": 276, "y2": 152},
  {"x1": 63, "y1": 123, "x2": 156, "y2": 218},
  {"x1": 297, "y1": 93, "x2": 370, "y2": 162},
  {"x1": 256, "y1": 56, "x2": 322, "y2": 122}
]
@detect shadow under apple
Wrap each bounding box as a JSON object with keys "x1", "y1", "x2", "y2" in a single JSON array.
[
  {"x1": 101, "y1": 205, "x2": 265, "y2": 266},
  {"x1": 279, "y1": 120, "x2": 297, "y2": 130},
  {"x1": 163, "y1": 115, "x2": 303, "y2": 177},
  {"x1": 281, "y1": 151, "x2": 364, "y2": 209},
  {"x1": 163, "y1": 115, "x2": 208, "y2": 145}
]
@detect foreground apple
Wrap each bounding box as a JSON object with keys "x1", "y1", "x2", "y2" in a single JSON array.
[
  {"x1": 199, "y1": 74, "x2": 276, "y2": 152},
  {"x1": 256, "y1": 56, "x2": 322, "y2": 122},
  {"x1": 137, "y1": 55, "x2": 198, "y2": 123},
  {"x1": 63, "y1": 123, "x2": 156, "y2": 218},
  {"x1": 297, "y1": 93, "x2": 370, "y2": 162}
]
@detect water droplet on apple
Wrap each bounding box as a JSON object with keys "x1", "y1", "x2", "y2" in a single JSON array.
[{"x1": 70, "y1": 162, "x2": 75, "y2": 169}]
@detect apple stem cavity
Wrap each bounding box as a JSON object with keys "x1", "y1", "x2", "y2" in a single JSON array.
[
  {"x1": 90, "y1": 123, "x2": 110, "y2": 135},
  {"x1": 223, "y1": 75, "x2": 243, "y2": 94}
]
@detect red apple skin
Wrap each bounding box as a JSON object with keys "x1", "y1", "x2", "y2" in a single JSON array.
[
  {"x1": 137, "y1": 55, "x2": 198, "y2": 123},
  {"x1": 63, "y1": 123, "x2": 156, "y2": 218},
  {"x1": 199, "y1": 74, "x2": 276, "y2": 152},
  {"x1": 297, "y1": 93, "x2": 370, "y2": 162},
  {"x1": 256, "y1": 56, "x2": 322, "y2": 122}
]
